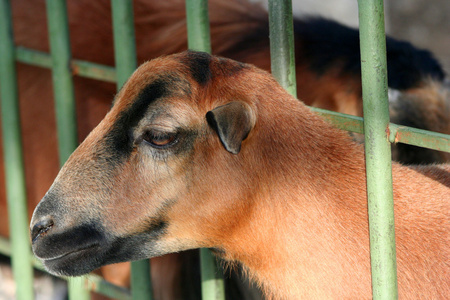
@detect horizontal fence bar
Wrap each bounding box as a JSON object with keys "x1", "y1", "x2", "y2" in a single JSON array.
[
  {"x1": 15, "y1": 46, "x2": 52, "y2": 68},
  {"x1": 311, "y1": 107, "x2": 365, "y2": 134},
  {"x1": 15, "y1": 47, "x2": 117, "y2": 83},
  {"x1": 388, "y1": 124, "x2": 450, "y2": 153},
  {"x1": 71, "y1": 60, "x2": 116, "y2": 83},
  {"x1": 312, "y1": 107, "x2": 450, "y2": 153},
  {"x1": 0, "y1": 236, "x2": 132, "y2": 300}
]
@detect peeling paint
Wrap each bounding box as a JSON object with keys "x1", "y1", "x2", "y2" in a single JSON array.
[
  {"x1": 394, "y1": 131, "x2": 400, "y2": 144},
  {"x1": 71, "y1": 62, "x2": 79, "y2": 76}
]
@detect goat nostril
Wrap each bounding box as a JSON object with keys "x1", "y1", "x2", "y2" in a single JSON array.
[{"x1": 31, "y1": 217, "x2": 54, "y2": 243}]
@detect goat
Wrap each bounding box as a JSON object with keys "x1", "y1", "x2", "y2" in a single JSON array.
[
  {"x1": 30, "y1": 52, "x2": 449, "y2": 299},
  {"x1": 4, "y1": 0, "x2": 447, "y2": 297}
]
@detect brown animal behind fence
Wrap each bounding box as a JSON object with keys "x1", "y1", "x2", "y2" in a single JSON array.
[{"x1": 30, "y1": 51, "x2": 449, "y2": 299}]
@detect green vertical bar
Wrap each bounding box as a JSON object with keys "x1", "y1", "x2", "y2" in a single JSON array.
[
  {"x1": 199, "y1": 248, "x2": 225, "y2": 300},
  {"x1": 186, "y1": 0, "x2": 211, "y2": 53},
  {"x1": 185, "y1": 1, "x2": 225, "y2": 299},
  {"x1": 111, "y1": 0, "x2": 138, "y2": 87},
  {"x1": 111, "y1": 1, "x2": 153, "y2": 299},
  {"x1": 0, "y1": 1, "x2": 34, "y2": 299},
  {"x1": 358, "y1": 0, "x2": 398, "y2": 299},
  {"x1": 45, "y1": 0, "x2": 89, "y2": 299},
  {"x1": 268, "y1": 0, "x2": 297, "y2": 97},
  {"x1": 46, "y1": 0, "x2": 78, "y2": 164}
]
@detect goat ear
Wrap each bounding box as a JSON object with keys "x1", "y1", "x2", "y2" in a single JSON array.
[{"x1": 206, "y1": 101, "x2": 255, "y2": 154}]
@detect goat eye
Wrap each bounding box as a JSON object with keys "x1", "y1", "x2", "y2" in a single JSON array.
[{"x1": 142, "y1": 131, "x2": 177, "y2": 149}]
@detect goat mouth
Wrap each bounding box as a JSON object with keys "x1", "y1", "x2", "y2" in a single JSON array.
[
  {"x1": 42, "y1": 244, "x2": 99, "y2": 261},
  {"x1": 41, "y1": 244, "x2": 102, "y2": 276}
]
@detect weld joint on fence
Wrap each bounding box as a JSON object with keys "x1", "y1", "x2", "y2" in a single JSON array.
[
  {"x1": 388, "y1": 123, "x2": 400, "y2": 144},
  {"x1": 71, "y1": 61, "x2": 80, "y2": 76}
]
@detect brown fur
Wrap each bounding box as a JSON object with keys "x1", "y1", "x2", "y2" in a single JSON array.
[
  {"x1": 3, "y1": 0, "x2": 448, "y2": 298},
  {"x1": 30, "y1": 52, "x2": 449, "y2": 299}
]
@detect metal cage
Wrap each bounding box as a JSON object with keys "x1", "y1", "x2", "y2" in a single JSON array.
[{"x1": 0, "y1": 0, "x2": 448, "y2": 299}]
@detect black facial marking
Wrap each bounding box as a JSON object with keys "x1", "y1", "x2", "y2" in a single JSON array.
[
  {"x1": 103, "y1": 73, "x2": 194, "y2": 164},
  {"x1": 104, "y1": 78, "x2": 169, "y2": 161},
  {"x1": 144, "y1": 219, "x2": 168, "y2": 238},
  {"x1": 103, "y1": 231, "x2": 169, "y2": 267},
  {"x1": 181, "y1": 51, "x2": 212, "y2": 86},
  {"x1": 141, "y1": 198, "x2": 176, "y2": 237}
]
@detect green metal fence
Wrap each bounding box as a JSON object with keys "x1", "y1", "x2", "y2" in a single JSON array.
[{"x1": 0, "y1": 0, "x2": 449, "y2": 299}]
